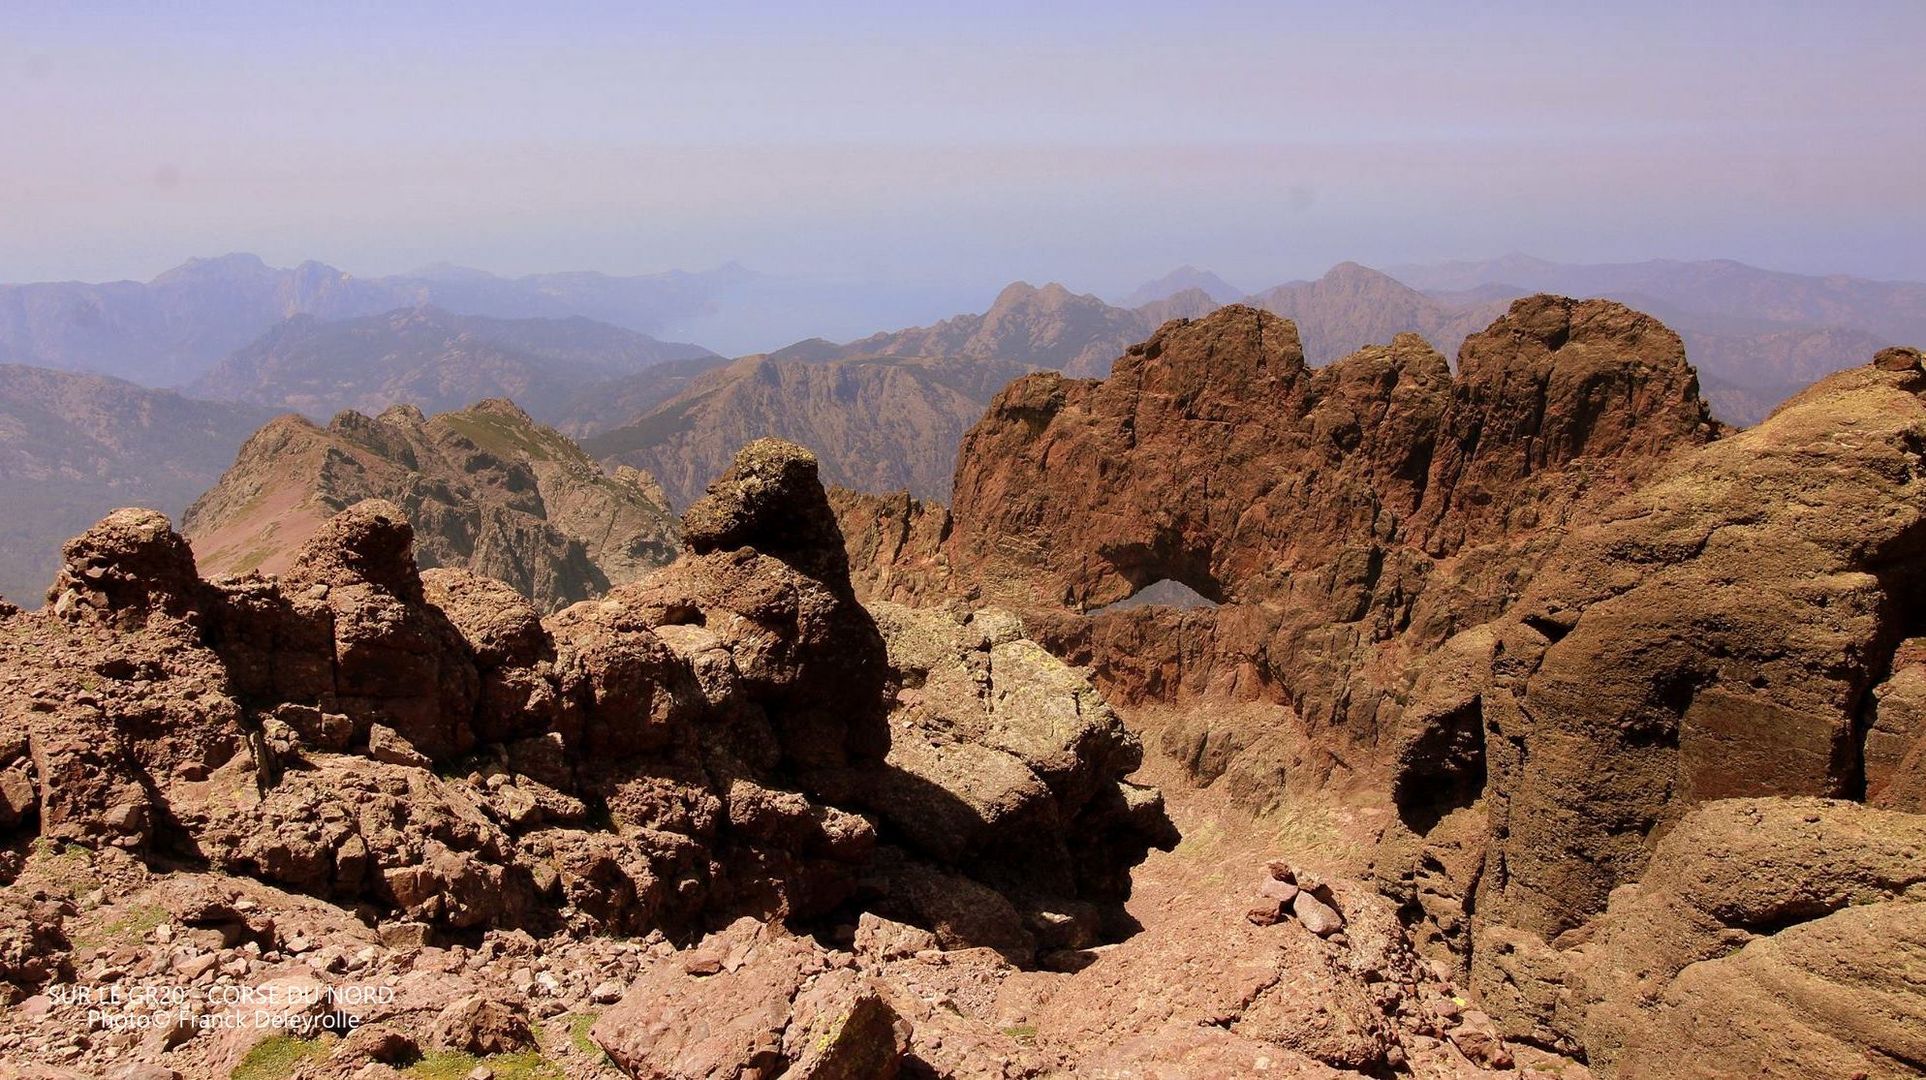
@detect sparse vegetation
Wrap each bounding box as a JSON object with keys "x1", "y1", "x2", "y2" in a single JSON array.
[
  {"x1": 73, "y1": 903, "x2": 169, "y2": 949},
  {"x1": 567, "y1": 1010, "x2": 603, "y2": 1057},
  {"x1": 230, "y1": 1034, "x2": 331, "y2": 1080},
  {"x1": 403, "y1": 1050, "x2": 565, "y2": 1080}
]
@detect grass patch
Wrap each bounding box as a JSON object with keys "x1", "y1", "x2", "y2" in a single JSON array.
[
  {"x1": 403, "y1": 1050, "x2": 564, "y2": 1080},
  {"x1": 23, "y1": 838, "x2": 98, "y2": 896},
  {"x1": 1169, "y1": 818, "x2": 1224, "y2": 861},
  {"x1": 1252, "y1": 802, "x2": 1369, "y2": 872},
  {"x1": 1001, "y1": 1024, "x2": 1038, "y2": 1046},
  {"x1": 73, "y1": 903, "x2": 169, "y2": 949},
  {"x1": 439, "y1": 411, "x2": 563, "y2": 464},
  {"x1": 567, "y1": 1011, "x2": 602, "y2": 1058},
  {"x1": 231, "y1": 1034, "x2": 330, "y2": 1080}
]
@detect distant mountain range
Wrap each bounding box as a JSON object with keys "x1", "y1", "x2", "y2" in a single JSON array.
[
  {"x1": 2, "y1": 251, "x2": 1920, "y2": 607},
  {"x1": 1387, "y1": 255, "x2": 1926, "y2": 344},
  {"x1": 828, "y1": 281, "x2": 1155, "y2": 378},
  {"x1": 1243, "y1": 262, "x2": 1511, "y2": 365},
  {"x1": 0, "y1": 365, "x2": 277, "y2": 605},
  {"x1": 0, "y1": 254, "x2": 979, "y2": 385},
  {"x1": 1120, "y1": 265, "x2": 1245, "y2": 307},
  {"x1": 190, "y1": 305, "x2": 715, "y2": 422},
  {"x1": 583, "y1": 353, "x2": 1038, "y2": 507}
]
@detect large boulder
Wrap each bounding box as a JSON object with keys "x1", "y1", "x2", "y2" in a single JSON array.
[
  {"x1": 591, "y1": 918, "x2": 909, "y2": 1080},
  {"x1": 1546, "y1": 798, "x2": 1926, "y2": 1076}
]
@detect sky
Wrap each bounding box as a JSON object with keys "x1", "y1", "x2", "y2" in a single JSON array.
[{"x1": 3, "y1": 0, "x2": 1924, "y2": 295}]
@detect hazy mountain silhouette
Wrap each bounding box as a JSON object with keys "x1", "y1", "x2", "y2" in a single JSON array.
[
  {"x1": 189, "y1": 305, "x2": 715, "y2": 422},
  {"x1": 0, "y1": 364, "x2": 277, "y2": 604},
  {"x1": 583, "y1": 353, "x2": 1036, "y2": 507},
  {"x1": 1121, "y1": 266, "x2": 1245, "y2": 307}
]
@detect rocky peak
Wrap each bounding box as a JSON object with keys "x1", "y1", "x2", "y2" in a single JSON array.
[
  {"x1": 285, "y1": 498, "x2": 424, "y2": 601},
  {"x1": 1874, "y1": 344, "x2": 1925, "y2": 374},
  {"x1": 150, "y1": 251, "x2": 272, "y2": 285},
  {"x1": 45, "y1": 508, "x2": 203, "y2": 624},
  {"x1": 1132, "y1": 285, "x2": 1222, "y2": 324},
  {"x1": 1106, "y1": 303, "x2": 1308, "y2": 399},
  {"x1": 185, "y1": 399, "x2": 680, "y2": 611},
  {"x1": 1416, "y1": 295, "x2": 1719, "y2": 552},
  {"x1": 375, "y1": 401, "x2": 428, "y2": 427},
  {"x1": 681, "y1": 438, "x2": 853, "y2": 586},
  {"x1": 464, "y1": 396, "x2": 535, "y2": 423}
]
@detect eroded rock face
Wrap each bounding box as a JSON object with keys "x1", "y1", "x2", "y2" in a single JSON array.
[
  {"x1": 182, "y1": 398, "x2": 680, "y2": 612},
  {"x1": 843, "y1": 297, "x2": 1718, "y2": 811},
  {"x1": 1465, "y1": 798, "x2": 1926, "y2": 1078},
  {"x1": 1449, "y1": 357, "x2": 1926, "y2": 940},
  {"x1": 1868, "y1": 638, "x2": 1926, "y2": 813},
  {"x1": 0, "y1": 440, "x2": 1172, "y2": 1001}
]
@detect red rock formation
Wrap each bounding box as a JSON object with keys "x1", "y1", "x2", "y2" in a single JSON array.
[
  {"x1": 834, "y1": 302, "x2": 1926, "y2": 1073},
  {"x1": 0, "y1": 441, "x2": 1173, "y2": 968},
  {"x1": 850, "y1": 297, "x2": 1718, "y2": 809}
]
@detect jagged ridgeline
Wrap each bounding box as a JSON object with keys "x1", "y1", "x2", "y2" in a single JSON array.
[
  {"x1": 3, "y1": 437, "x2": 1171, "y2": 946},
  {"x1": 181, "y1": 399, "x2": 681, "y2": 612},
  {"x1": 835, "y1": 296, "x2": 1926, "y2": 1074},
  {"x1": 1, "y1": 295, "x2": 1923, "y2": 1077}
]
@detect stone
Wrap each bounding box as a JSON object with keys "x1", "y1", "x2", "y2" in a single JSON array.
[
  {"x1": 430, "y1": 995, "x2": 533, "y2": 1055},
  {"x1": 1291, "y1": 892, "x2": 1344, "y2": 937},
  {"x1": 365, "y1": 724, "x2": 432, "y2": 770},
  {"x1": 1873, "y1": 344, "x2": 1924, "y2": 372},
  {"x1": 1446, "y1": 1010, "x2": 1512, "y2": 1069},
  {"x1": 1258, "y1": 877, "x2": 1299, "y2": 904}
]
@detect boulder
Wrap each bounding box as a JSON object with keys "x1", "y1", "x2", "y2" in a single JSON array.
[
  {"x1": 591, "y1": 919, "x2": 907, "y2": 1080},
  {"x1": 1559, "y1": 797, "x2": 1926, "y2": 1073},
  {"x1": 430, "y1": 994, "x2": 534, "y2": 1055}
]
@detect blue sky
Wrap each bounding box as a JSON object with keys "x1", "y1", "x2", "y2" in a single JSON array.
[{"x1": 3, "y1": 1, "x2": 1923, "y2": 291}]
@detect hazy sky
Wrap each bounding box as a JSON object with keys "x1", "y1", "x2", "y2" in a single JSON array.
[{"x1": 4, "y1": 1, "x2": 1924, "y2": 294}]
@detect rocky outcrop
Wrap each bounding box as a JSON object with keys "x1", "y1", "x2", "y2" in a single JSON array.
[
  {"x1": 183, "y1": 397, "x2": 680, "y2": 610},
  {"x1": 1421, "y1": 348, "x2": 1926, "y2": 946},
  {"x1": 853, "y1": 297, "x2": 1718, "y2": 814},
  {"x1": 0, "y1": 440, "x2": 1172, "y2": 1007},
  {"x1": 945, "y1": 296, "x2": 1714, "y2": 611}
]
